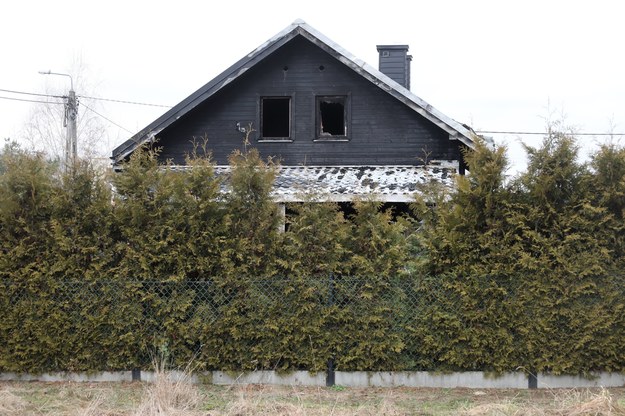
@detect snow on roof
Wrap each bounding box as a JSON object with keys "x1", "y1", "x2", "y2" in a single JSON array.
[{"x1": 171, "y1": 162, "x2": 457, "y2": 203}]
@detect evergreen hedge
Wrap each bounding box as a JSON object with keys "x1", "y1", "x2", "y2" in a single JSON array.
[{"x1": 0, "y1": 133, "x2": 624, "y2": 375}]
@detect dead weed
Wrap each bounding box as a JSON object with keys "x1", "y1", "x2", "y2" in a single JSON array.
[
  {"x1": 555, "y1": 388, "x2": 625, "y2": 416},
  {"x1": 131, "y1": 357, "x2": 203, "y2": 416},
  {"x1": 0, "y1": 389, "x2": 28, "y2": 415},
  {"x1": 462, "y1": 388, "x2": 625, "y2": 416}
]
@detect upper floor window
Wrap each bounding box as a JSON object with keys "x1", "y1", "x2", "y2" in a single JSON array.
[
  {"x1": 261, "y1": 97, "x2": 291, "y2": 140},
  {"x1": 316, "y1": 96, "x2": 348, "y2": 140}
]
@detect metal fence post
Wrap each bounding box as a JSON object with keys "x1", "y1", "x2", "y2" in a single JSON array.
[
  {"x1": 528, "y1": 370, "x2": 538, "y2": 389},
  {"x1": 326, "y1": 272, "x2": 336, "y2": 387}
]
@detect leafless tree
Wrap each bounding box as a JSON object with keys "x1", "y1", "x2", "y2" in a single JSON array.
[{"x1": 21, "y1": 55, "x2": 109, "y2": 162}]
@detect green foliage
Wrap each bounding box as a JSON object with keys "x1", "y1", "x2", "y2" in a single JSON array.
[
  {"x1": 277, "y1": 199, "x2": 417, "y2": 371},
  {"x1": 0, "y1": 146, "x2": 130, "y2": 372},
  {"x1": 1, "y1": 133, "x2": 625, "y2": 375},
  {"x1": 590, "y1": 143, "x2": 625, "y2": 264},
  {"x1": 281, "y1": 200, "x2": 351, "y2": 277},
  {"x1": 410, "y1": 138, "x2": 520, "y2": 371},
  {"x1": 512, "y1": 133, "x2": 622, "y2": 374},
  {"x1": 333, "y1": 201, "x2": 414, "y2": 370},
  {"x1": 0, "y1": 145, "x2": 57, "y2": 372},
  {"x1": 347, "y1": 200, "x2": 411, "y2": 276},
  {"x1": 220, "y1": 147, "x2": 280, "y2": 277},
  {"x1": 412, "y1": 134, "x2": 625, "y2": 374}
]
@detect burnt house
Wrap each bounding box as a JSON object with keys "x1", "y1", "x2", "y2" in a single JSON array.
[{"x1": 111, "y1": 20, "x2": 475, "y2": 203}]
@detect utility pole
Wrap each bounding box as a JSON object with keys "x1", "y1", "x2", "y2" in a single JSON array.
[
  {"x1": 39, "y1": 70, "x2": 77, "y2": 171},
  {"x1": 66, "y1": 88, "x2": 78, "y2": 169}
]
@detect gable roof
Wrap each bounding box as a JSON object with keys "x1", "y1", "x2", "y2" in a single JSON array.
[{"x1": 112, "y1": 19, "x2": 474, "y2": 165}]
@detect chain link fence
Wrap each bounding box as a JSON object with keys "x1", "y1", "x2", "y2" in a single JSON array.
[
  {"x1": 2, "y1": 274, "x2": 623, "y2": 374},
  {"x1": 0, "y1": 276, "x2": 448, "y2": 372}
]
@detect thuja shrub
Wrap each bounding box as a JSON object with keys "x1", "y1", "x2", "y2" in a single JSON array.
[
  {"x1": 409, "y1": 139, "x2": 522, "y2": 371},
  {"x1": 0, "y1": 145, "x2": 127, "y2": 372},
  {"x1": 512, "y1": 133, "x2": 625, "y2": 374},
  {"x1": 412, "y1": 134, "x2": 625, "y2": 374},
  {"x1": 196, "y1": 147, "x2": 285, "y2": 370},
  {"x1": 2, "y1": 135, "x2": 625, "y2": 375},
  {"x1": 112, "y1": 146, "x2": 229, "y2": 368},
  {"x1": 262, "y1": 199, "x2": 352, "y2": 371},
  {"x1": 0, "y1": 145, "x2": 59, "y2": 372},
  {"x1": 332, "y1": 201, "x2": 414, "y2": 371}
]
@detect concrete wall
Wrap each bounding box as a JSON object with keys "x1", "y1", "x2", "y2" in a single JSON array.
[
  {"x1": 212, "y1": 371, "x2": 325, "y2": 386},
  {"x1": 2, "y1": 370, "x2": 624, "y2": 388},
  {"x1": 0, "y1": 371, "x2": 134, "y2": 383},
  {"x1": 335, "y1": 371, "x2": 527, "y2": 388},
  {"x1": 538, "y1": 372, "x2": 625, "y2": 388}
]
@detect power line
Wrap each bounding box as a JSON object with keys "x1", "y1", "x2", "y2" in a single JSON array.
[
  {"x1": 81, "y1": 103, "x2": 133, "y2": 134},
  {"x1": 0, "y1": 88, "x2": 64, "y2": 99},
  {"x1": 0, "y1": 87, "x2": 170, "y2": 108},
  {"x1": 78, "y1": 95, "x2": 171, "y2": 108},
  {"x1": 0, "y1": 95, "x2": 64, "y2": 105},
  {"x1": 477, "y1": 130, "x2": 624, "y2": 136},
  {"x1": 2, "y1": 86, "x2": 623, "y2": 136}
]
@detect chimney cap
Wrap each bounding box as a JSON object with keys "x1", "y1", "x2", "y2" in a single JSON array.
[{"x1": 376, "y1": 45, "x2": 410, "y2": 51}]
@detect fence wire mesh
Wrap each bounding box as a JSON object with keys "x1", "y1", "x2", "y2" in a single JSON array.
[
  {"x1": 2, "y1": 274, "x2": 622, "y2": 373},
  {"x1": 0, "y1": 276, "x2": 441, "y2": 372}
]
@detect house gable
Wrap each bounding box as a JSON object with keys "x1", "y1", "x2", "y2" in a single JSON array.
[
  {"x1": 154, "y1": 35, "x2": 460, "y2": 166},
  {"x1": 111, "y1": 20, "x2": 474, "y2": 168}
]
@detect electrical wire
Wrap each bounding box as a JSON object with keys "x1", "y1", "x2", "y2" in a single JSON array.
[
  {"x1": 0, "y1": 95, "x2": 64, "y2": 105},
  {"x1": 81, "y1": 103, "x2": 133, "y2": 134},
  {"x1": 2, "y1": 87, "x2": 623, "y2": 136},
  {"x1": 78, "y1": 95, "x2": 171, "y2": 108},
  {"x1": 0, "y1": 88, "x2": 64, "y2": 99},
  {"x1": 476, "y1": 130, "x2": 624, "y2": 136},
  {"x1": 0, "y1": 87, "x2": 170, "y2": 108}
]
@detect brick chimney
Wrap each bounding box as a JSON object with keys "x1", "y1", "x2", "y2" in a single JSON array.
[{"x1": 376, "y1": 45, "x2": 412, "y2": 90}]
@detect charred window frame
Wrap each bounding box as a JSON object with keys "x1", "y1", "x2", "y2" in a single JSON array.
[
  {"x1": 260, "y1": 96, "x2": 292, "y2": 141},
  {"x1": 315, "y1": 95, "x2": 349, "y2": 141}
]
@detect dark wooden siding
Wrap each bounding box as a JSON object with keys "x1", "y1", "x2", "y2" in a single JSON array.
[{"x1": 156, "y1": 36, "x2": 463, "y2": 166}]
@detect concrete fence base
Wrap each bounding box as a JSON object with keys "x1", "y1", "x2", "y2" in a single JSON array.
[
  {"x1": 2, "y1": 370, "x2": 624, "y2": 389},
  {"x1": 335, "y1": 371, "x2": 528, "y2": 388},
  {"x1": 0, "y1": 371, "x2": 134, "y2": 383}
]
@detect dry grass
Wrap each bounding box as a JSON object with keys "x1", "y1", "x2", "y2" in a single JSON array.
[
  {"x1": 73, "y1": 394, "x2": 110, "y2": 416},
  {"x1": 132, "y1": 358, "x2": 203, "y2": 416},
  {"x1": 1, "y1": 378, "x2": 625, "y2": 415},
  {"x1": 221, "y1": 384, "x2": 406, "y2": 415},
  {"x1": 556, "y1": 388, "x2": 625, "y2": 416},
  {"x1": 462, "y1": 388, "x2": 625, "y2": 416},
  {"x1": 464, "y1": 403, "x2": 522, "y2": 416},
  {"x1": 0, "y1": 389, "x2": 28, "y2": 414}
]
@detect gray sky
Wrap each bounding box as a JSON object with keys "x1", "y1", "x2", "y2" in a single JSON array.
[{"x1": 1, "y1": 0, "x2": 624, "y2": 173}]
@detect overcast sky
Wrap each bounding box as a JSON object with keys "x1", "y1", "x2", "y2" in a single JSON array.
[{"x1": 1, "y1": 0, "x2": 624, "y2": 173}]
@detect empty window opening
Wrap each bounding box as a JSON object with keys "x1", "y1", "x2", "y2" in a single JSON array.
[
  {"x1": 261, "y1": 97, "x2": 290, "y2": 138},
  {"x1": 340, "y1": 202, "x2": 412, "y2": 222},
  {"x1": 318, "y1": 97, "x2": 346, "y2": 137}
]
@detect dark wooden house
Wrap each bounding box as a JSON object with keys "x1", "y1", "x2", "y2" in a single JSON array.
[{"x1": 112, "y1": 20, "x2": 475, "y2": 203}]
